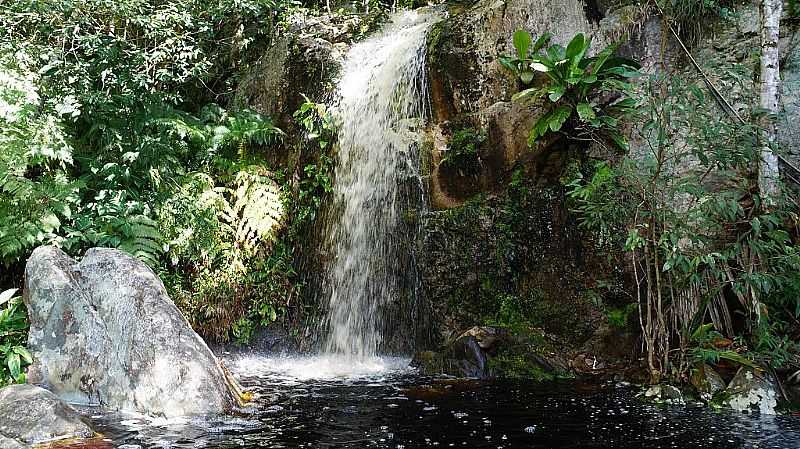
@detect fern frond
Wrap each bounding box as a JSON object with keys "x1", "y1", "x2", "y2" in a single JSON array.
[{"x1": 223, "y1": 166, "x2": 284, "y2": 250}]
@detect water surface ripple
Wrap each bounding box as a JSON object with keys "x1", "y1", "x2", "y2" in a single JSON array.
[{"x1": 83, "y1": 355, "x2": 800, "y2": 449}]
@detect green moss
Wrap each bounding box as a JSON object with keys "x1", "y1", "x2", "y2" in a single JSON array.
[
  {"x1": 440, "y1": 127, "x2": 485, "y2": 175},
  {"x1": 426, "y1": 21, "x2": 446, "y2": 69},
  {"x1": 488, "y1": 353, "x2": 555, "y2": 381}
]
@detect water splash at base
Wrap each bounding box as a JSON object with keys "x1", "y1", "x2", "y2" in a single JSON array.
[{"x1": 231, "y1": 355, "x2": 412, "y2": 381}]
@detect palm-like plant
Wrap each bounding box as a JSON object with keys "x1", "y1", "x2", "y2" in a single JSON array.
[{"x1": 500, "y1": 31, "x2": 641, "y2": 150}]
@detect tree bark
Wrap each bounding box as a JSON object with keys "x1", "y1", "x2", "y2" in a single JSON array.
[{"x1": 759, "y1": 0, "x2": 782, "y2": 204}]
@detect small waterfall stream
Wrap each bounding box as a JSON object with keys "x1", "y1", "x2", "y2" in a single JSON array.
[{"x1": 322, "y1": 10, "x2": 438, "y2": 359}]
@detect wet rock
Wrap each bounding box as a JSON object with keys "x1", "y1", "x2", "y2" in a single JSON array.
[
  {"x1": 0, "y1": 435, "x2": 25, "y2": 449},
  {"x1": 690, "y1": 364, "x2": 726, "y2": 401},
  {"x1": 428, "y1": 0, "x2": 605, "y2": 117},
  {"x1": 570, "y1": 352, "x2": 608, "y2": 373},
  {"x1": 0, "y1": 384, "x2": 94, "y2": 447},
  {"x1": 642, "y1": 384, "x2": 685, "y2": 405},
  {"x1": 724, "y1": 367, "x2": 779, "y2": 414},
  {"x1": 24, "y1": 246, "x2": 242, "y2": 417},
  {"x1": 457, "y1": 326, "x2": 509, "y2": 351},
  {"x1": 412, "y1": 326, "x2": 567, "y2": 380},
  {"x1": 234, "y1": 34, "x2": 343, "y2": 132},
  {"x1": 412, "y1": 335, "x2": 491, "y2": 378},
  {"x1": 423, "y1": 0, "x2": 611, "y2": 207}
]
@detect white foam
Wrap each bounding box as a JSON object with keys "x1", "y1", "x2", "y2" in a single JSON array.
[{"x1": 229, "y1": 354, "x2": 412, "y2": 381}]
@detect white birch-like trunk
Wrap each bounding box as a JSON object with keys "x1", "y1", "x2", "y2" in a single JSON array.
[{"x1": 759, "y1": 0, "x2": 782, "y2": 204}]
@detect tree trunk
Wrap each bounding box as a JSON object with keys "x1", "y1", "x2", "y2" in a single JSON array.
[{"x1": 759, "y1": 0, "x2": 782, "y2": 204}]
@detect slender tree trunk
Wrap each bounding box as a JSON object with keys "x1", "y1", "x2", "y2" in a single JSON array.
[{"x1": 759, "y1": 0, "x2": 782, "y2": 204}]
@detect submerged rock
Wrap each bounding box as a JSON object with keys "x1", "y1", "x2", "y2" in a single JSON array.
[
  {"x1": 23, "y1": 246, "x2": 242, "y2": 417},
  {"x1": 0, "y1": 384, "x2": 94, "y2": 447},
  {"x1": 724, "y1": 367, "x2": 779, "y2": 414}
]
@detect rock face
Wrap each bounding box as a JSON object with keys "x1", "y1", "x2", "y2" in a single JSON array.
[
  {"x1": 724, "y1": 367, "x2": 779, "y2": 414},
  {"x1": 417, "y1": 186, "x2": 630, "y2": 356},
  {"x1": 412, "y1": 326, "x2": 569, "y2": 380},
  {"x1": 425, "y1": 0, "x2": 608, "y2": 208},
  {"x1": 23, "y1": 246, "x2": 240, "y2": 417},
  {"x1": 0, "y1": 384, "x2": 94, "y2": 447}
]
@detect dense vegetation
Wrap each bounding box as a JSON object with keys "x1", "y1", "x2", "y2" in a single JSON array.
[
  {"x1": 1, "y1": 0, "x2": 799, "y2": 403},
  {"x1": 504, "y1": 21, "x2": 800, "y2": 385},
  {"x1": 0, "y1": 0, "x2": 344, "y2": 350}
]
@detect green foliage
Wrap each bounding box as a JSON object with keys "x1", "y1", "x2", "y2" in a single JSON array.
[
  {"x1": 0, "y1": 289, "x2": 31, "y2": 386},
  {"x1": 658, "y1": 0, "x2": 735, "y2": 42},
  {"x1": 565, "y1": 161, "x2": 626, "y2": 248},
  {"x1": 0, "y1": 0, "x2": 301, "y2": 344},
  {"x1": 566, "y1": 72, "x2": 800, "y2": 381},
  {"x1": 156, "y1": 164, "x2": 286, "y2": 341},
  {"x1": 0, "y1": 52, "x2": 80, "y2": 263},
  {"x1": 291, "y1": 96, "x2": 336, "y2": 230},
  {"x1": 500, "y1": 31, "x2": 640, "y2": 150},
  {"x1": 606, "y1": 303, "x2": 638, "y2": 329},
  {"x1": 688, "y1": 324, "x2": 757, "y2": 368},
  {"x1": 294, "y1": 95, "x2": 336, "y2": 151},
  {"x1": 441, "y1": 128, "x2": 485, "y2": 175},
  {"x1": 0, "y1": 0, "x2": 288, "y2": 267},
  {"x1": 488, "y1": 352, "x2": 556, "y2": 381}
]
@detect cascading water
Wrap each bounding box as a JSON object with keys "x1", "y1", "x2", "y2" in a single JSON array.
[{"x1": 321, "y1": 10, "x2": 439, "y2": 359}]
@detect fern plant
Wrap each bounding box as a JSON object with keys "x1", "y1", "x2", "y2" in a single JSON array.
[
  {"x1": 500, "y1": 31, "x2": 640, "y2": 150},
  {"x1": 0, "y1": 53, "x2": 79, "y2": 264},
  {"x1": 225, "y1": 167, "x2": 285, "y2": 250}
]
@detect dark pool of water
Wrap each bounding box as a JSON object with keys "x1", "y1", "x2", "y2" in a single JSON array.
[{"x1": 81, "y1": 355, "x2": 800, "y2": 449}]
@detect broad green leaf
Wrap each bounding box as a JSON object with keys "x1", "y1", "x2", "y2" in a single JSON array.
[
  {"x1": 547, "y1": 45, "x2": 565, "y2": 62},
  {"x1": 520, "y1": 70, "x2": 535, "y2": 84},
  {"x1": 532, "y1": 32, "x2": 552, "y2": 53},
  {"x1": 718, "y1": 351, "x2": 758, "y2": 369},
  {"x1": 565, "y1": 33, "x2": 589, "y2": 70},
  {"x1": 529, "y1": 111, "x2": 553, "y2": 146},
  {"x1": 576, "y1": 103, "x2": 595, "y2": 121},
  {"x1": 0, "y1": 289, "x2": 17, "y2": 307},
  {"x1": 601, "y1": 64, "x2": 641, "y2": 78},
  {"x1": 12, "y1": 346, "x2": 32, "y2": 364},
  {"x1": 498, "y1": 56, "x2": 518, "y2": 71},
  {"x1": 548, "y1": 105, "x2": 572, "y2": 132},
  {"x1": 511, "y1": 87, "x2": 545, "y2": 102},
  {"x1": 548, "y1": 85, "x2": 565, "y2": 102},
  {"x1": 7, "y1": 353, "x2": 20, "y2": 379},
  {"x1": 530, "y1": 62, "x2": 549, "y2": 72},
  {"x1": 590, "y1": 45, "x2": 615, "y2": 75},
  {"x1": 513, "y1": 30, "x2": 532, "y2": 59}
]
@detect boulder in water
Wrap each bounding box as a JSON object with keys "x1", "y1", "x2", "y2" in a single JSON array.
[
  {"x1": 641, "y1": 384, "x2": 685, "y2": 405},
  {"x1": 690, "y1": 364, "x2": 726, "y2": 401},
  {"x1": 412, "y1": 335, "x2": 491, "y2": 378},
  {"x1": 23, "y1": 246, "x2": 243, "y2": 417},
  {"x1": 0, "y1": 384, "x2": 94, "y2": 447},
  {"x1": 412, "y1": 326, "x2": 565, "y2": 380},
  {"x1": 724, "y1": 367, "x2": 779, "y2": 414}
]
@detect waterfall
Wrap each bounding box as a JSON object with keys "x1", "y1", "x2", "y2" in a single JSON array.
[{"x1": 322, "y1": 10, "x2": 438, "y2": 359}]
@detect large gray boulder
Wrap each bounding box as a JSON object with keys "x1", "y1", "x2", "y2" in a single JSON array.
[
  {"x1": 724, "y1": 367, "x2": 779, "y2": 414},
  {"x1": 23, "y1": 246, "x2": 241, "y2": 418},
  {"x1": 0, "y1": 384, "x2": 94, "y2": 447}
]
